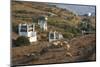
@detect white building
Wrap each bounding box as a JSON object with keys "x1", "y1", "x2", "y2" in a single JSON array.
[
  {"x1": 49, "y1": 31, "x2": 63, "y2": 42},
  {"x1": 88, "y1": 12, "x2": 92, "y2": 16},
  {"x1": 38, "y1": 16, "x2": 48, "y2": 31},
  {"x1": 19, "y1": 23, "x2": 37, "y2": 42}
]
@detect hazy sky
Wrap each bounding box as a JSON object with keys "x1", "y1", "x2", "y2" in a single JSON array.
[{"x1": 49, "y1": 3, "x2": 96, "y2": 15}]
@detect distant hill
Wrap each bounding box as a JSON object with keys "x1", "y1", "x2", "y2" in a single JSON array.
[{"x1": 50, "y1": 3, "x2": 96, "y2": 16}]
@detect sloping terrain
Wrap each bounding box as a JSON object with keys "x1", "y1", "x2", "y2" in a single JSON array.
[
  {"x1": 12, "y1": 1, "x2": 96, "y2": 39},
  {"x1": 12, "y1": 1, "x2": 81, "y2": 27},
  {"x1": 11, "y1": 1, "x2": 96, "y2": 66},
  {"x1": 12, "y1": 34, "x2": 96, "y2": 65}
]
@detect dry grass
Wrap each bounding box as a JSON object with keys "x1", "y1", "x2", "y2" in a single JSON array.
[
  {"x1": 11, "y1": 1, "x2": 96, "y2": 65},
  {"x1": 12, "y1": 34, "x2": 96, "y2": 65}
]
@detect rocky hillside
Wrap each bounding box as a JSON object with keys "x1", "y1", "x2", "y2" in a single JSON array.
[
  {"x1": 11, "y1": 1, "x2": 96, "y2": 66},
  {"x1": 12, "y1": 1, "x2": 81, "y2": 26},
  {"x1": 12, "y1": 34, "x2": 96, "y2": 65},
  {"x1": 12, "y1": 1, "x2": 83, "y2": 40}
]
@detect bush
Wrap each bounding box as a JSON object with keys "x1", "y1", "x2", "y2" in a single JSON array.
[
  {"x1": 63, "y1": 32, "x2": 74, "y2": 39},
  {"x1": 15, "y1": 36, "x2": 30, "y2": 47},
  {"x1": 64, "y1": 26, "x2": 81, "y2": 37}
]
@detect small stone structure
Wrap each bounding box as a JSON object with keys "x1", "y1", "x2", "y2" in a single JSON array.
[
  {"x1": 18, "y1": 16, "x2": 64, "y2": 43},
  {"x1": 19, "y1": 23, "x2": 37, "y2": 42},
  {"x1": 49, "y1": 31, "x2": 63, "y2": 42},
  {"x1": 38, "y1": 16, "x2": 48, "y2": 31}
]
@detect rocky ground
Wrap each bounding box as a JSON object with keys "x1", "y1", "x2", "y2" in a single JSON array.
[
  {"x1": 11, "y1": 1, "x2": 96, "y2": 66},
  {"x1": 12, "y1": 34, "x2": 96, "y2": 66}
]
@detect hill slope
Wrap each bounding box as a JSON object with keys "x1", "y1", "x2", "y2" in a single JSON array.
[
  {"x1": 12, "y1": 34, "x2": 96, "y2": 65},
  {"x1": 12, "y1": 1, "x2": 81, "y2": 26}
]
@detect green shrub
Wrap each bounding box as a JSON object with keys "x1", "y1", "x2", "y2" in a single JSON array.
[
  {"x1": 63, "y1": 32, "x2": 74, "y2": 39},
  {"x1": 79, "y1": 18, "x2": 94, "y2": 32},
  {"x1": 15, "y1": 36, "x2": 30, "y2": 47},
  {"x1": 64, "y1": 26, "x2": 81, "y2": 36}
]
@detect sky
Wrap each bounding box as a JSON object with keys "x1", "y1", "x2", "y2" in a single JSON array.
[{"x1": 49, "y1": 3, "x2": 96, "y2": 15}]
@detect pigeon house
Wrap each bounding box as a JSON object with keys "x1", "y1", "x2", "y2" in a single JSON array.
[
  {"x1": 38, "y1": 16, "x2": 48, "y2": 31},
  {"x1": 49, "y1": 31, "x2": 63, "y2": 42},
  {"x1": 19, "y1": 23, "x2": 37, "y2": 42}
]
